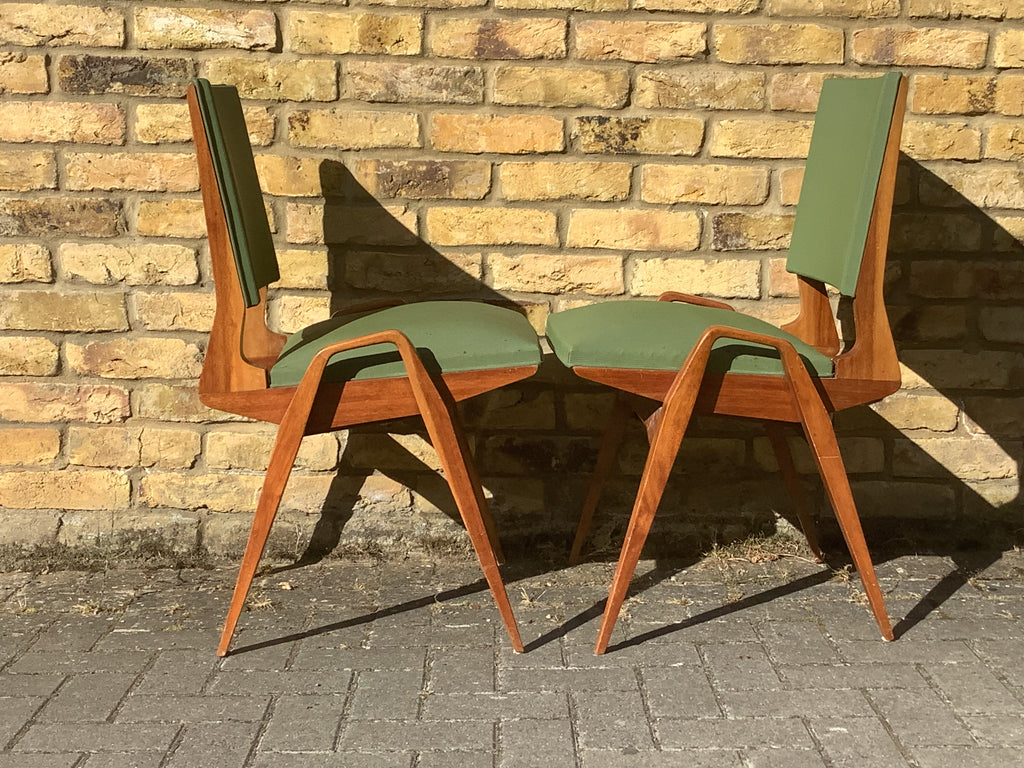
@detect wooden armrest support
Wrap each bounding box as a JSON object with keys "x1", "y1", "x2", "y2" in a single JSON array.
[{"x1": 658, "y1": 291, "x2": 734, "y2": 311}]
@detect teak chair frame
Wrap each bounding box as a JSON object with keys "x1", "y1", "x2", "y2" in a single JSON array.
[
  {"x1": 569, "y1": 76, "x2": 908, "y2": 654},
  {"x1": 187, "y1": 83, "x2": 538, "y2": 656}
]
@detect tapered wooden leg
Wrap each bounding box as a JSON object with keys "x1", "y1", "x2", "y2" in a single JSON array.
[
  {"x1": 422, "y1": 406, "x2": 524, "y2": 653},
  {"x1": 764, "y1": 422, "x2": 823, "y2": 562},
  {"x1": 217, "y1": 418, "x2": 306, "y2": 657},
  {"x1": 570, "y1": 393, "x2": 632, "y2": 565},
  {"x1": 449, "y1": 418, "x2": 505, "y2": 566},
  {"x1": 787, "y1": 375, "x2": 893, "y2": 641}
]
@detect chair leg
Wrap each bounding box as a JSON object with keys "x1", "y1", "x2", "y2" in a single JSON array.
[
  {"x1": 217, "y1": 418, "x2": 306, "y2": 657},
  {"x1": 421, "y1": 403, "x2": 524, "y2": 653},
  {"x1": 570, "y1": 393, "x2": 632, "y2": 565},
  {"x1": 450, "y1": 420, "x2": 506, "y2": 566},
  {"x1": 764, "y1": 422, "x2": 823, "y2": 562},
  {"x1": 787, "y1": 380, "x2": 893, "y2": 641}
]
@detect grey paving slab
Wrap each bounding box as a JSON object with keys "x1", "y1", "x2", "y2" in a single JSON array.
[{"x1": 0, "y1": 553, "x2": 1022, "y2": 767}]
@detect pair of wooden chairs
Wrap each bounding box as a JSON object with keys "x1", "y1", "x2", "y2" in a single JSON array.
[{"x1": 188, "y1": 72, "x2": 907, "y2": 656}]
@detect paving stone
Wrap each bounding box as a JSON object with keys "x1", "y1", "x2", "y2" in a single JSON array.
[
  {"x1": 641, "y1": 667, "x2": 721, "y2": 719},
  {"x1": 719, "y1": 689, "x2": 875, "y2": 718},
  {"x1": 0, "y1": 755, "x2": 80, "y2": 768},
  {"x1": 209, "y1": 669, "x2": 352, "y2": 696},
  {"x1": 29, "y1": 616, "x2": 117, "y2": 652},
  {"x1": 81, "y1": 754, "x2": 164, "y2": 768},
  {"x1": 581, "y1": 750, "x2": 745, "y2": 767},
  {"x1": 251, "y1": 755, "x2": 412, "y2": 768},
  {"x1": 575, "y1": 689, "x2": 655, "y2": 751},
  {"x1": 741, "y1": 748, "x2": 828, "y2": 767},
  {"x1": 924, "y1": 663, "x2": 1024, "y2": 715},
  {"x1": 115, "y1": 694, "x2": 270, "y2": 723},
  {"x1": 758, "y1": 622, "x2": 840, "y2": 665},
  {"x1": 703, "y1": 642, "x2": 781, "y2": 690},
  {"x1": 428, "y1": 647, "x2": 495, "y2": 693},
  {"x1": 809, "y1": 715, "x2": 910, "y2": 767},
  {"x1": 292, "y1": 645, "x2": 426, "y2": 671},
  {"x1": 164, "y1": 721, "x2": 260, "y2": 768},
  {"x1": 0, "y1": 673, "x2": 64, "y2": 697},
  {"x1": 338, "y1": 720, "x2": 495, "y2": 752},
  {"x1": 778, "y1": 663, "x2": 929, "y2": 689},
  {"x1": 422, "y1": 691, "x2": 568, "y2": 720},
  {"x1": 657, "y1": 717, "x2": 813, "y2": 750},
  {"x1": 500, "y1": 666, "x2": 639, "y2": 692},
  {"x1": 7, "y1": 650, "x2": 151, "y2": 675},
  {"x1": 912, "y1": 747, "x2": 1023, "y2": 767},
  {"x1": 259, "y1": 695, "x2": 346, "y2": 752},
  {"x1": 37, "y1": 672, "x2": 136, "y2": 722},
  {"x1": 867, "y1": 688, "x2": 975, "y2": 746},
  {"x1": 500, "y1": 717, "x2": 573, "y2": 767},
  {"x1": 964, "y1": 714, "x2": 1024, "y2": 746},
  {"x1": 836, "y1": 640, "x2": 977, "y2": 664},
  {"x1": 0, "y1": 696, "x2": 44, "y2": 747},
  {"x1": 348, "y1": 669, "x2": 424, "y2": 720},
  {"x1": 14, "y1": 722, "x2": 180, "y2": 753}
]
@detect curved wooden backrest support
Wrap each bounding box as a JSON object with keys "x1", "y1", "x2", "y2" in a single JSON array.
[
  {"x1": 187, "y1": 81, "x2": 285, "y2": 398},
  {"x1": 782, "y1": 73, "x2": 908, "y2": 390}
]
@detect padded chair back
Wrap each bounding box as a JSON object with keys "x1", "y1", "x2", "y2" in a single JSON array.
[
  {"x1": 192, "y1": 78, "x2": 280, "y2": 309},
  {"x1": 786, "y1": 73, "x2": 902, "y2": 297}
]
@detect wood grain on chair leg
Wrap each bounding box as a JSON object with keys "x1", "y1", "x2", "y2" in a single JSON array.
[
  {"x1": 764, "y1": 422, "x2": 824, "y2": 562},
  {"x1": 570, "y1": 393, "x2": 631, "y2": 565}
]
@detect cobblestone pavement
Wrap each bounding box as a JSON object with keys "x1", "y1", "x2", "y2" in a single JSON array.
[{"x1": 1, "y1": 549, "x2": 1023, "y2": 767}]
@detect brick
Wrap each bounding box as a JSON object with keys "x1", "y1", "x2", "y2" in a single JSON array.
[
  {"x1": 0, "y1": 150, "x2": 56, "y2": 191},
  {"x1": 0, "y1": 197, "x2": 123, "y2": 238},
  {"x1": 65, "y1": 152, "x2": 197, "y2": 192},
  {"x1": 637, "y1": 0, "x2": 758, "y2": 9},
  {"x1": 894, "y1": 436, "x2": 1017, "y2": 480},
  {"x1": 779, "y1": 167, "x2": 804, "y2": 205},
  {"x1": 206, "y1": 430, "x2": 338, "y2": 471},
  {"x1": 348, "y1": 60, "x2": 483, "y2": 103},
  {"x1": 711, "y1": 118, "x2": 814, "y2": 158},
  {"x1": 60, "y1": 243, "x2": 198, "y2": 286},
  {"x1": 575, "y1": 20, "x2": 706, "y2": 62},
  {"x1": 911, "y1": 74, "x2": 995, "y2": 114},
  {"x1": 0, "y1": 291, "x2": 127, "y2": 331},
  {"x1": 574, "y1": 116, "x2": 703, "y2": 155},
  {"x1": 0, "y1": 102, "x2": 125, "y2": 144},
  {"x1": 0, "y1": 469, "x2": 130, "y2": 510},
  {"x1": 68, "y1": 426, "x2": 141, "y2": 468},
  {"x1": 768, "y1": 0, "x2": 899, "y2": 15},
  {"x1": 59, "y1": 55, "x2": 193, "y2": 97},
  {"x1": 67, "y1": 338, "x2": 204, "y2": 379},
  {"x1": 289, "y1": 109, "x2": 420, "y2": 150},
  {"x1": 0, "y1": 383, "x2": 129, "y2": 424},
  {"x1": 289, "y1": 11, "x2": 421, "y2": 55},
  {"x1": 493, "y1": 66, "x2": 629, "y2": 108},
  {"x1": 252, "y1": 155, "x2": 325, "y2": 197},
  {"x1": 352, "y1": 159, "x2": 490, "y2": 199},
  {"x1": 890, "y1": 304, "x2": 967, "y2": 342},
  {"x1": 142, "y1": 104, "x2": 272, "y2": 146},
  {"x1": 498, "y1": 0, "x2": 627, "y2": 9},
  {"x1": 501, "y1": 161, "x2": 630, "y2": 201},
  {"x1": 852, "y1": 27, "x2": 989, "y2": 68},
  {"x1": 268, "y1": 294, "x2": 331, "y2": 333},
  {"x1": 868, "y1": 392, "x2": 959, "y2": 431},
  {"x1": 908, "y1": 0, "x2": 1024, "y2": 17},
  {"x1": 205, "y1": 58, "x2": 337, "y2": 101},
  {"x1": 135, "y1": 7, "x2": 276, "y2": 50},
  {"x1": 890, "y1": 213, "x2": 982, "y2": 252},
  {"x1": 996, "y1": 29, "x2": 1024, "y2": 67},
  {"x1": 132, "y1": 291, "x2": 215, "y2": 332},
  {"x1": 996, "y1": 76, "x2": 1024, "y2": 116},
  {"x1": 426, "y1": 207, "x2": 557, "y2": 246},
  {"x1": 994, "y1": 214, "x2": 1024, "y2": 250},
  {"x1": 987, "y1": 122, "x2": 1024, "y2": 160},
  {"x1": 276, "y1": 249, "x2": 329, "y2": 290},
  {"x1": 922, "y1": 167, "x2": 1024, "y2": 210},
  {"x1": 567, "y1": 209, "x2": 700, "y2": 251},
  {"x1": 0, "y1": 52, "x2": 47, "y2": 94},
  {"x1": 431, "y1": 17, "x2": 565, "y2": 59},
  {"x1": 901, "y1": 121, "x2": 982, "y2": 161},
  {"x1": 0, "y1": 427, "x2": 60, "y2": 466},
  {"x1": 713, "y1": 212, "x2": 794, "y2": 250},
  {"x1": 0, "y1": 336, "x2": 59, "y2": 376},
  {"x1": 489, "y1": 253, "x2": 624, "y2": 295},
  {"x1": 631, "y1": 256, "x2": 760, "y2": 298},
  {"x1": 715, "y1": 23, "x2": 843, "y2": 65},
  {"x1": 138, "y1": 472, "x2": 260, "y2": 513},
  {"x1": 343, "y1": 249, "x2": 483, "y2": 292},
  {"x1": 768, "y1": 72, "x2": 830, "y2": 112},
  {"x1": 636, "y1": 69, "x2": 764, "y2": 110},
  {"x1": 908, "y1": 260, "x2": 975, "y2": 297},
  {"x1": 0, "y1": 244, "x2": 51, "y2": 283},
  {"x1": 286, "y1": 201, "x2": 419, "y2": 246},
  {"x1": 768, "y1": 257, "x2": 800, "y2": 296},
  {"x1": 140, "y1": 427, "x2": 200, "y2": 469},
  {"x1": 642, "y1": 164, "x2": 769, "y2": 205},
  {"x1": 431, "y1": 113, "x2": 564, "y2": 153},
  {"x1": 136, "y1": 383, "x2": 232, "y2": 423},
  {"x1": 979, "y1": 307, "x2": 1024, "y2": 342},
  {"x1": 0, "y1": 3, "x2": 123, "y2": 47},
  {"x1": 137, "y1": 199, "x2": 206, "y2": 238}
]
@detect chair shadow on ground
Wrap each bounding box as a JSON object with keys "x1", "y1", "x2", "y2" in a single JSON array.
[{"x1": 249, "y1": 156, "x2": 1022, "y2": 654}]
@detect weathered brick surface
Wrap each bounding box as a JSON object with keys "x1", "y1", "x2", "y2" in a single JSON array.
[{"x1": 0, "y1": 0, "x2": 1018, "y2": 554}]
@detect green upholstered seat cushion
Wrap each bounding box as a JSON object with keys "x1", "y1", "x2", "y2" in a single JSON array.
[
  {"x1": 545, "y1": 301, "x2": 834, "y2": 378},
  {"x1": 269, "y1": 301, "x2": 542, "y2": 387}
]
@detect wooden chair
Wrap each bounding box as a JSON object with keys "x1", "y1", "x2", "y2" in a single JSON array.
[
  {"x1": 545, "y1": 73, "x2": 908, "y2": 654},
  {"x1": 187, "y1": 79, "x2": 541, "y2": 656}
]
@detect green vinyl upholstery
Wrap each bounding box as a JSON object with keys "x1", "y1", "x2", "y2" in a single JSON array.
[
  {"x1": 546, "y1": 73, "x2": 900, "y2": 377},
  {"x1": 193, "y1": 78, "x2": 280, "y2": 308},
  {"x1": 270, "y1": 301, "x2": 541, "y2": 387},
  {"x1": 545, "y1": 301, "x2": 833, "y2": 378}
]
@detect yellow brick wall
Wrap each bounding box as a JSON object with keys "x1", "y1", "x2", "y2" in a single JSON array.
[{"x1": 0, "y1": 0, "x2": 1022, "y2": 558}]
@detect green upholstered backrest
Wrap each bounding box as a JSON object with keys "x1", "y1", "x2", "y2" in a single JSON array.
[
  {"x1": 786, "y1": 72, "x2": 901, "y2": 297},
  {"x1": 192, "y1": 78, "x2": 279, "y2": 308}
]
